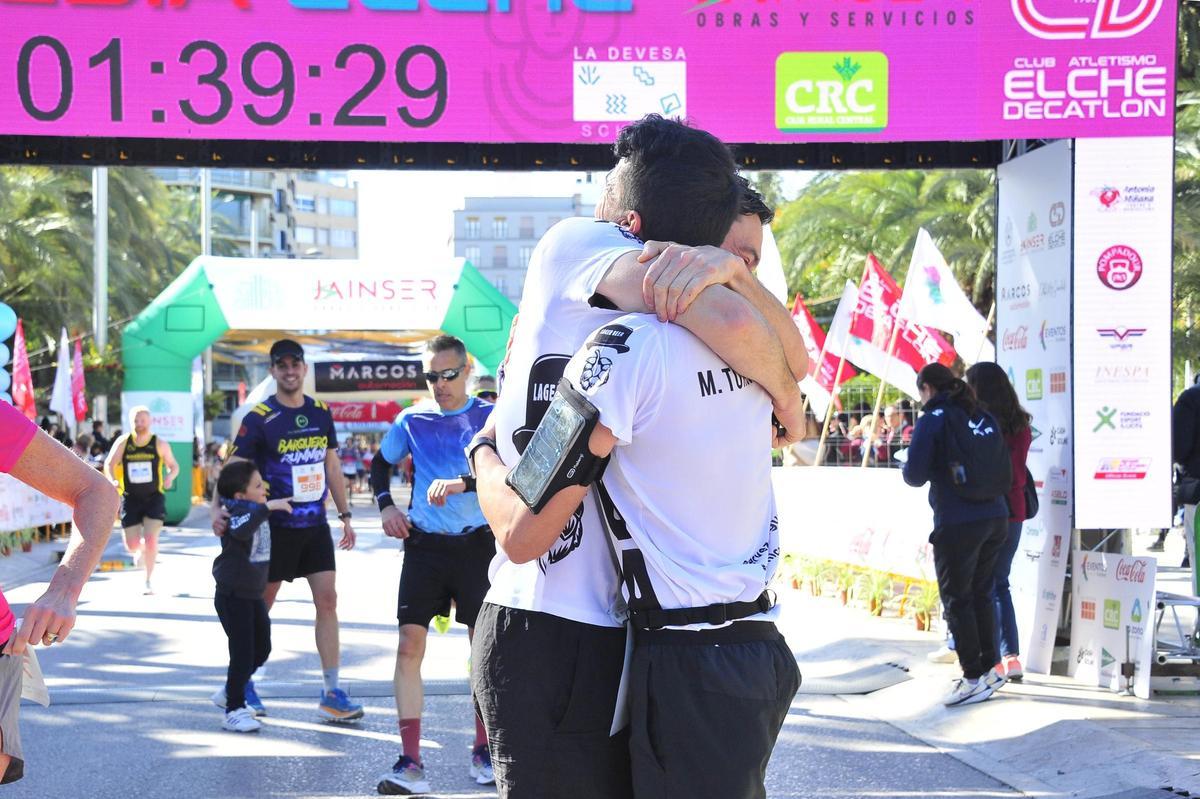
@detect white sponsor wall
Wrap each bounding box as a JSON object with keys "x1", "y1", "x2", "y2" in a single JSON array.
[
  {"x1": 996, "y1": 140, "x2": 1074, "y2": 675},
  {"x1": 773, "y1": 467, "x2": 934, "y2": 582},
  {"x1": 0, "y1": 475, "x2": 72, "y2": 533},
  {"x1": 1068, "y1": 551, "x2": 1157, "y2": 699},
  {"x1": 1072, "y1": 137, "x2": 1174, "y2": 529}
]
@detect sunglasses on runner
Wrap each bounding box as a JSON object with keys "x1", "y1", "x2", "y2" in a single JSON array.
[{"x1": 423, "y1": 366, "x2": 466, "y2": 384}]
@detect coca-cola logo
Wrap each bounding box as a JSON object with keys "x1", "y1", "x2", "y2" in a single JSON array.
[
  {"x1": 1002, "y1": 326, "x2": 1029, "y2": 350},
  {"x1": 1115, "y1": 558, "x2": 1148, "y2": 583}
]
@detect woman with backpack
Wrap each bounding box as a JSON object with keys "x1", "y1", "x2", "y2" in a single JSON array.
[
  {"x1": 966, "y1": 361, "x2": 1034, "y2": 683},
  {"x1": 903, "y1": 363, "x2": 1011, "y2": 707}
]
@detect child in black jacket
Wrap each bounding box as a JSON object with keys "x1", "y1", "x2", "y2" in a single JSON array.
[{"x1": 213, "y1": 461, "x2": 291, "y2": 732}]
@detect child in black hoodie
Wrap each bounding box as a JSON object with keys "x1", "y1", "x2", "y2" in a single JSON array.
[{"x1": 213, "y1": 461, "x2": 291, "y2": 732}]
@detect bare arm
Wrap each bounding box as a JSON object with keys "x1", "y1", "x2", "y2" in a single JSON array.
[
  {"x1": 5, "y1": 428, "x2": 121, "y2": 654},
  {"x1": 727, "y1": 266, "x2": 809, "y2": 382},
  {"x1": 102, "y1": 436, "x2": 126, "y2": 483},
  {"x1": 324, "y1": 448, "x2": 355, "y2": 550},
  {"x1": 158, "y1": 437, "x2": 181, "y2": 490},
  {"x1": 476, "y1": 423, "x2": 617, "y2": 565},
  {"x1": 598, "y1": 251, "x2": 804, "y2": 443}
]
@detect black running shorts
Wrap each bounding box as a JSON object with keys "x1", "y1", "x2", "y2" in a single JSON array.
[
  {"x1": 472, "y1": 603, "x2": 631, "y2": 799},
  {"x1": 268, "y1": 521, "x2": 336, "y2": 583},
  {"x1": 120, "y1": 492, "x2": 166, "y2": 529},
  {"x1": 397, "y1": 527, "x2": 495, "y2": 628}
]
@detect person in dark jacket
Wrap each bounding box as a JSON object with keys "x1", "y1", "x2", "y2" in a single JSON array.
[
  {"x1": 966, "y1": 362, "x2": 1033, "y2": 682},
  {"x1": 1172, "y1": 376, "x2": 1200, "y2": 584},
  {"x1": 903, "y1": 363, "x2": 1009, "y2": 707},
  {"x1": 212, "y1": 461, "x2": 291, "y2": 733}
]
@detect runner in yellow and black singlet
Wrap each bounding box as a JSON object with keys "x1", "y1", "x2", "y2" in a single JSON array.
[{"x1": 104, "y1": 406, "x2": 180, "y2": 594}]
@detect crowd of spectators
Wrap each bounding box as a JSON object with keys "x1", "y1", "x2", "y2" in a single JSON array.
[{"x1": 814, "y1": 400, "x2": 917, "y2": 467}]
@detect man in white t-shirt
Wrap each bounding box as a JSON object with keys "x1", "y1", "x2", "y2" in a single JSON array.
[{"x1": 468, "y1": 116, "x2": 807, "y2": 798}]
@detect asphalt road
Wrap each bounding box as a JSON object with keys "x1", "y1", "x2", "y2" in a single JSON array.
[{"x1": 0, "y1": 494, "x2": 1021, "y2": 799}]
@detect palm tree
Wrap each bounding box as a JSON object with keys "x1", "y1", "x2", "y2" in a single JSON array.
[{"x1": 774, "y1": 169, "x2": 995, "y2": 313}]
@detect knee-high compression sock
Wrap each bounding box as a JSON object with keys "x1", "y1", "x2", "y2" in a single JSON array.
[
  {"x1": 474, "y1": 714, "x2": 488, "y2": 749},
  {"x1": 399, "y1": 718, "x2": 421, "y2": 763}
]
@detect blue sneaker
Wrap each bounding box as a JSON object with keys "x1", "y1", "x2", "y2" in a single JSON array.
[
  {"x1": 377, "y1": 755, "x2": 430, "y2": 795},
  {"x1": 244, "y1": 680, "x2": 267, "y2": 716},
  {"x1": 318, "y1": 688, "x2": 364, "y2": 722}
]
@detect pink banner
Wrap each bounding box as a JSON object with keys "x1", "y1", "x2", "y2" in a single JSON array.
[{"x1": 0, "y1": 0, "x2": 1177, "y2": 145}]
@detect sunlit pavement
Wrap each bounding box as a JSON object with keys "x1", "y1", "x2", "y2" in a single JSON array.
[{"x1": 0, "y1": 490, "x2": 1039, "y2": 798}]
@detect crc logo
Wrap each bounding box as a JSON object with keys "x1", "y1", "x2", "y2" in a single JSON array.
[
  {"x1": 776, "y1": 52, "x2": 889, "y2": 133},
  {"x1": 1012, "y1": 0, "x2": 1164, "y2": 41}
]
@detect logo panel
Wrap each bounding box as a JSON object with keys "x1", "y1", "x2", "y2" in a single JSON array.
[{"x1": 776, "y1": 52, "x2": 888, "y2": 132}]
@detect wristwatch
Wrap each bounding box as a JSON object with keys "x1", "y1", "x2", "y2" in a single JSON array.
[
  {"x1": 465, "y1": 434, "x2": 498, "y2": 479},
  {"x1": 337, "y1": 511, "x2": 352, "y2": 522}
]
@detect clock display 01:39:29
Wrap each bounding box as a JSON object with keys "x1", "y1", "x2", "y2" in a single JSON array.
[{"x1": 15, "y1": 36, "x2": 447, "y2": 128}]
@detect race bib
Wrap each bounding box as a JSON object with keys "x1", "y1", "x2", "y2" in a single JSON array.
[
  {"x1": 127, "y1": 461, "x2": 154, "y2": 485},
  {"x1": 291, "y1": 463, "x2": 326, "y2": 502}
]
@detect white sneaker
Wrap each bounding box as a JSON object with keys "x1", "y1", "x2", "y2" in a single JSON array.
[
  {"x1": 983, "y1": 665, "x2": 1007, "y2": 694},
  {"x1": 212, "y1": 686, "x2": 262, "y2": 717},
  {"x1": 927, "y1": 645, "x2": 957, "y2": 664},
  {"x1": 942, "y1": 677, "x2": 984, "y2": 706},
  {"x1": 143, "y1": 580, "x2": 154, "y2": 595},
  {"x1": 222, "y1": 707, "x2": 261, "y2": 732},
  {"x1": 378, "y1": 756, "x2": 431, "y2": 795}
]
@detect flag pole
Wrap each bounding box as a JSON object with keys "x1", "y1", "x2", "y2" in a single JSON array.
[
  {"x1": 975, "y1": 301, "x2": 997, "y2": 363},
  {"x1": 814, "y1": 325, "x2": 854, "y2": 466},
  {"x1": 800, "y1": 313, "x2": 833, "y2": 422},
  {"x1": 860, "y1": 320, "x2": 904, "y2": 467}
]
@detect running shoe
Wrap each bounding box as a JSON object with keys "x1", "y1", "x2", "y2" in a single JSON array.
[
  {"x1": 942, "y1": 677, "x2": 986, "y2": 706},
  {"x1": 244, "y1": 680, "x2": 267, "y2": 716},
  {"x1": 470, "y1": 744, "x2": 495, "y2": 786},
  {"x1": 983, "y1": 665, "x2": 1007, "y2": 694},
  {"x1": 143, "y1": 579, "x2": 154, "y2": 595},
  {"x1": 318, "y1": 688, "x2": 364, "y2": 722},
  {"x1": 1003, "y1": 655, "x2": 1024, "y2": 682},
  {"x1": 211, "y1": 686, "x2": 263, "y2": 717},
  {"x1": 222, "y1": 707, "x2": 262, "y2": 733},
  {"x1": 926, "y1": 644, "x2": 957, "y2": 664},
  {"x1": 377, "y1": 755, "x2": 430, "y2": 795}
]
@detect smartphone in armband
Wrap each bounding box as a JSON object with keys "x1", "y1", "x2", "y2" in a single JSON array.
[{"x1": 506, "y1": 378, "x2": 608, "y2": 513}]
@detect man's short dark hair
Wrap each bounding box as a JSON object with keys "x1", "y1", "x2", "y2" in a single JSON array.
[
  {"x1": 738, "y1": 176, "x2": 775, "y2": 225},
  {"x1": 612, "y1": 115, "x2": 739, "y2": 247},
  {"x1": 217, "y1": 460, "x2": 259, "y2": 500},
  {"x1": 427, "y1": 334, "x2": 467, "y2": 362}
]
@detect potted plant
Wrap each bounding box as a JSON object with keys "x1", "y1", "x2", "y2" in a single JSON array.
[
  {"x1": 800, "y1": 559, "x2": 828, "y2": 597},
  {"x1": 834, "y1": 564, "x2": 856, "y2": 605},
  {"x1": 0, "y1": 533, "x2": 13, "y2": 557},
  {"x1": 779, "y1": 553, "x2": 802, "y2": 590},
  {"x1": 18, "y1": 529, "x2": 33, "y2": 554},
  {"x1": 865, "y1": 571, "x2": 893, "y2": 617},
  {"x1": 912, "y1": 582, "x2": 941, "y2": 631}
]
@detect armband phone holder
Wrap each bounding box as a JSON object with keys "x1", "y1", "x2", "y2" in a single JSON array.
[{"x1": 506, "y1": 378, "x2": 608, "y2": 513}]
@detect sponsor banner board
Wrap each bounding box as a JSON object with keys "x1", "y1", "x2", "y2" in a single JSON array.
[
  {"x1": 121, "y1": 390, "x2": 195, "y2": 443},
  {"x1": 1068, "y1": 550, "x2": 1157, "y2": 698},
  {"x1": 328, "y1": 400, "x2": 405, "y2": 422},
  {"x1": 773, "y1": 466, "x2": 933, "y2": 583},
  {"x1": 205, "y1": 257, "x2": 456, "y2": 331},
  {"x1": 996, "y1": 140, "x2": 1073, "y2": 675},
  {"x1": 1072, "y1": 136, "x2": 1173, "y2": 528},
  {"x1": 0, "y1": 474, "x2": 73, "y2": 533},
  {"x1": 0, "y1": 0, "x2": 1177, "y2": 145},
  {"x1": 317, "y1": 362, "x2": 423, "y2": 393}
]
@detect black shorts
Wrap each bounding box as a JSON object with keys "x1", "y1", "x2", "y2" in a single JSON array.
[
  {"x1": 472, "y1": 603, "x2": 631, "y2": 799},
  {"x1": 268, "y1": 521, "x2": 336, "y2": 583},
  {"x1": 629, "y1": 622, "x2": 800, "y2": 799},
  {"x1": 397, "y1": 527, "x2": 495, "y2": 628},
  {"x1": 121, "y1": 492, "x2": 165, "y2": 528}
]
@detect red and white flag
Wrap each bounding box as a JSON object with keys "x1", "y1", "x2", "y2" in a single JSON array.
[
  {"x1": 791, "y1": 294, "x2": 856, "y2": 418},
  {"x1": 10, "y1": 320, "x2": 36, "y2": 421},
  {"x1": 850, "y1": 254, "x2": 957, "y2": 374},
  {"x1": 71, "y1": 337, "x2": 88, "y2": 423}
]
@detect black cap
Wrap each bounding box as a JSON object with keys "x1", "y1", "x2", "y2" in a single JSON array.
[{"x1": 270, "y1": 339, "x2": 305, "y2": 364}]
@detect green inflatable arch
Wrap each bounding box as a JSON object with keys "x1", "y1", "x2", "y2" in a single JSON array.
[{"x1": 121, "y1": 256, "x2": 516, "y2": 523}]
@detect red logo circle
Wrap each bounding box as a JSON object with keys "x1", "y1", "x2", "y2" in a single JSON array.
[{"x1": 1096, "y1": 245, "x2": 1143, "y2": 291}]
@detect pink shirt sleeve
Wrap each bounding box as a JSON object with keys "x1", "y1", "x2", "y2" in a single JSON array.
[
  {"x1": 0, "y1": 403, "x2": 34, "y2": 643},
  {"x1": 0, "y1": 402, "x2": 37, "y2": 474}
]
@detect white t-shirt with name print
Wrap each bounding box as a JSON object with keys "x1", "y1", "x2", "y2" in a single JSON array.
[
  {"x1": 562, "y1": 314, "x2": 780, "y2": 629},
  {"x1": 486, "y1": 217, "x2": 643, "y2": 628}
]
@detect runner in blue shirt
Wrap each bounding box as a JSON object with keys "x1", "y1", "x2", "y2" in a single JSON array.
[
  {"x1": 220, "y1": 339, "x2": 364, "y2": 723},
  {"x1": 370, "y1": 335, "x2": 496, "y2": 796}
]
